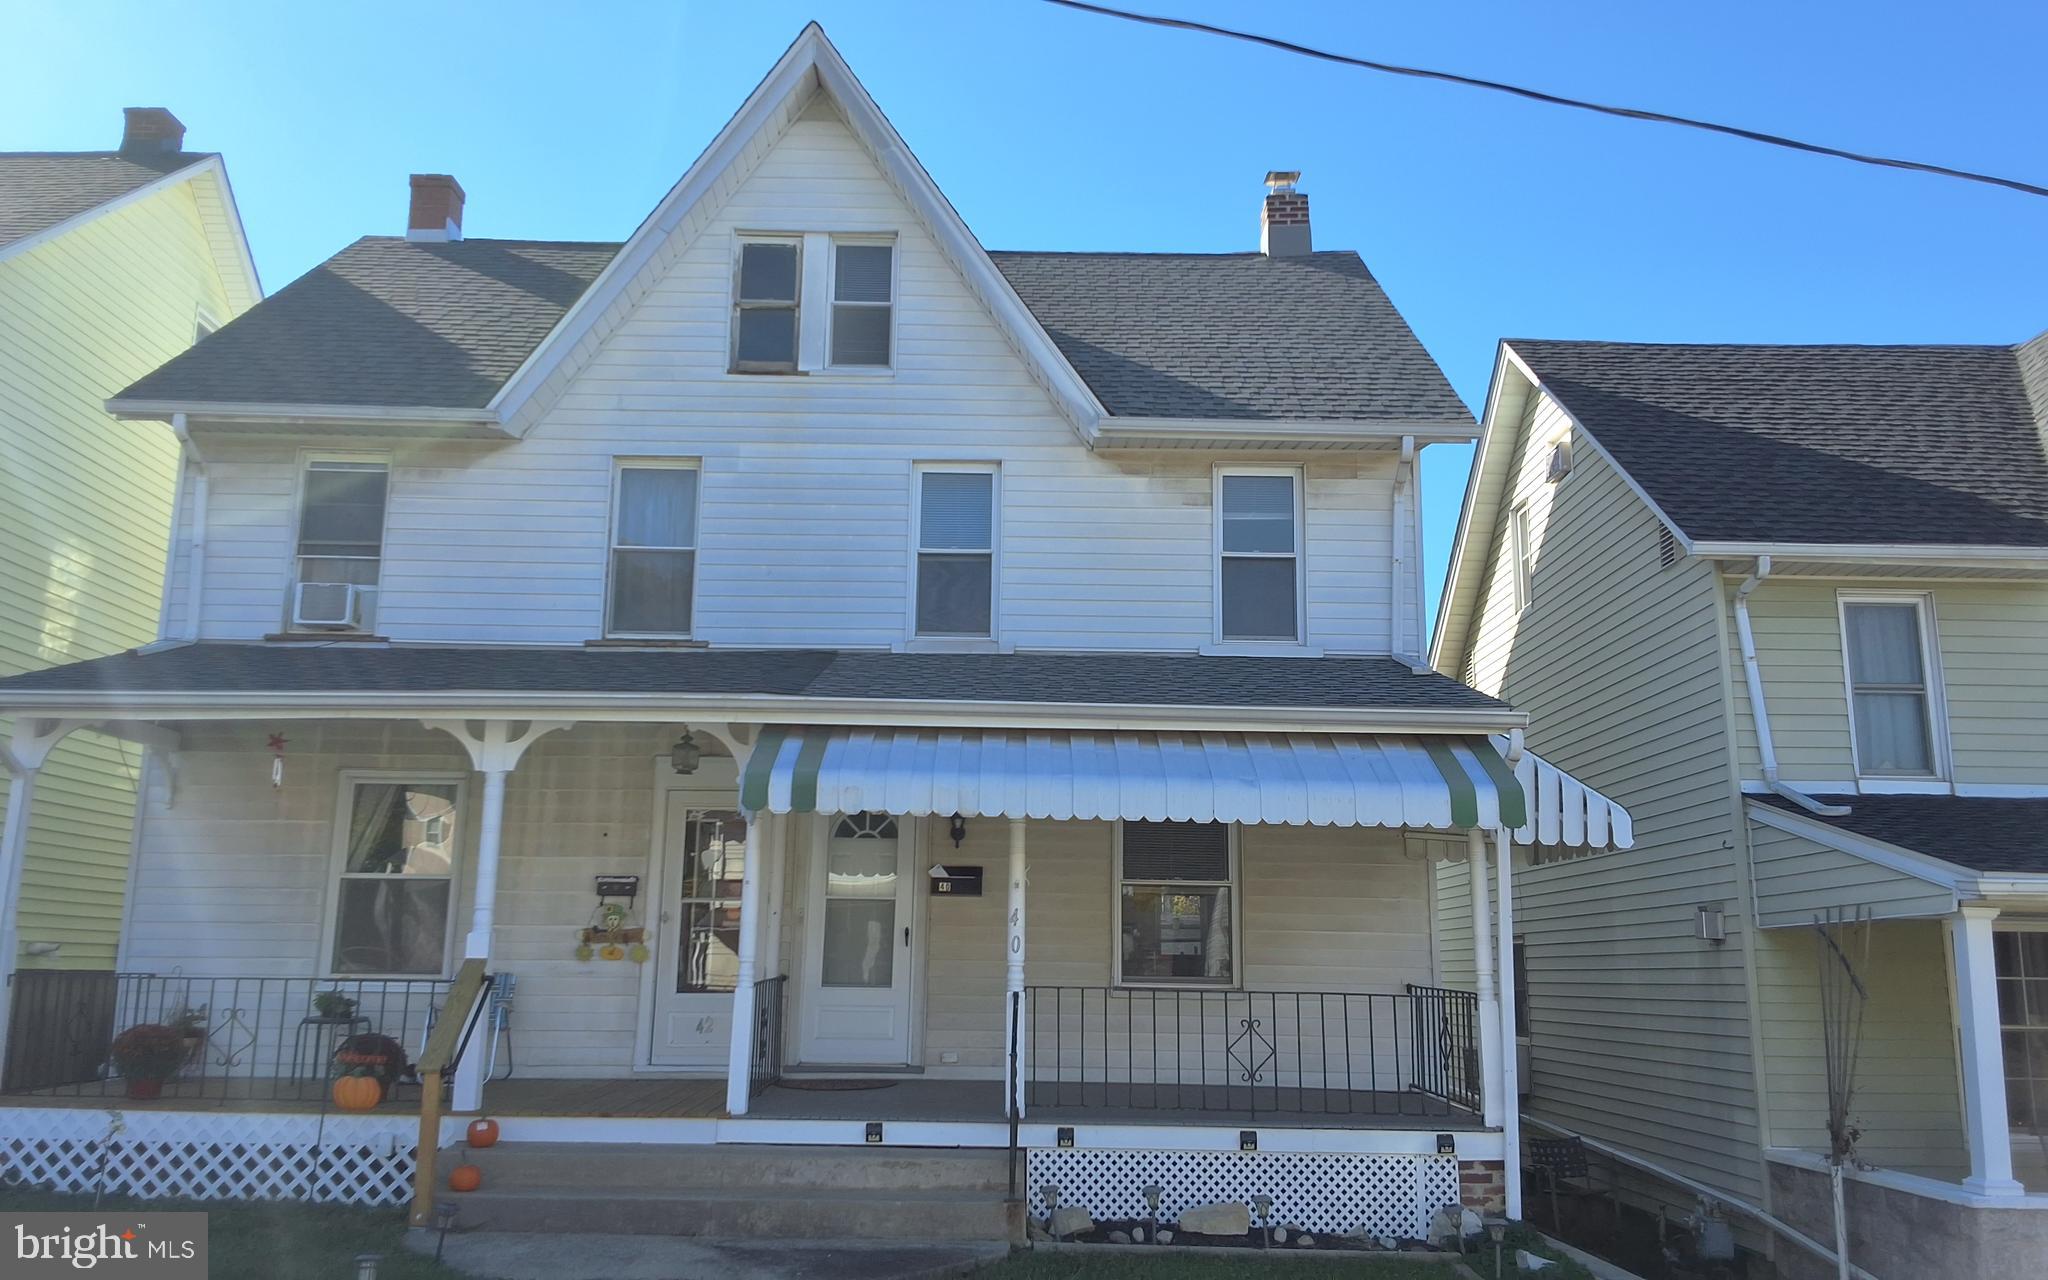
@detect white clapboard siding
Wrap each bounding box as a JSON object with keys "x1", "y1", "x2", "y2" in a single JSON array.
[
  {"x1": 167, "y1": 109, "x2": 1403, "y2": 654},
  {"x1": 1747, "y1": 819, "x2": 1957, "y2": 928}
]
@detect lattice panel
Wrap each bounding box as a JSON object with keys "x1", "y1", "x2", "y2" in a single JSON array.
[
  {"x1": 1025, "y1": 1147, "x2": 1459, "y2": 1239},
  {"x1": 0, "y1": 1108, "x2": 419, "y2": 1205}
]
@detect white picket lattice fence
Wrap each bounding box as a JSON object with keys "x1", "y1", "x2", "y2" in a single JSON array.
[
  {"x1": 0, "y1": 1108, "x2": 421, "y2": 1205},
  {"x1": 1026, "y1": 1147, "x2": 1460, "y2": 1239}
]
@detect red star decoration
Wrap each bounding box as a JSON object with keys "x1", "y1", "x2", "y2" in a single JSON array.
[{"x1": 267, "y1": 733, "x2": 288, "y2": 753}]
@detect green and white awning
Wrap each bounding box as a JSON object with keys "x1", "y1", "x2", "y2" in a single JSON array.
[{"x1": 737, "y1": 727, "x2": 1629, "y2": 846}]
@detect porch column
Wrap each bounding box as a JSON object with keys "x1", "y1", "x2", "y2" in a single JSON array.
[
  {"x1": 760, "y1": 813, "x2": 786, "y2": 980},
  {"x1": 1494, "y1": 826, "x2": 1523, "y2": 1219},
  {"x1": 1949, "y1": 904, "x2": 2023, "y2": 1196},
  {"x1": 725, "y1": 809, "x2": 768, "y2": 1115},
  {"x1": 1467, "y1": 829, "x2": 1504, "y2": 1129},
  {"x1": 1006, "y1": 817, "x2": 1027, "y2": 1117}
]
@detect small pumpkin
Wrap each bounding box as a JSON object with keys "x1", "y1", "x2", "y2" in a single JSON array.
[
  {"x1": 331, "y1": 1071, "x2": 382, "y2": 1113},
  {"x1": 600, "y1": 943, "x2": 626, "y2": 962},
  {"x1": 467, "y1": 1117, "x2": 500, "y2": 1149},
  {"x1": 448, "y1": 1163, "x2": 482, "y2": 1193}
]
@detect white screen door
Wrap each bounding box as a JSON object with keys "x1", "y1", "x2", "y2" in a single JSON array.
[
  {"x1": 650, "y1": 792, "x2": 746, "y2": 1067},
  {"x1": 798, "y1": 811, "x2": 914, "y2": 1065}
]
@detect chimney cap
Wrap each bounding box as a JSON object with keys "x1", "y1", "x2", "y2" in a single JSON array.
[
  {"x1": 120, "y1": 107, "x2": 186, "y2": 155},
  {"x1": 1264, "y1": 170, "x2": 1302, "y2": 192}
]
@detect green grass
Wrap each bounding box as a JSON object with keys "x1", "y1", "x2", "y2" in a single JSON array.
[
  {"x1": 0, "y1": 1187, "x2": 464, "y2": 1280},
  {"x1": 977, "y1": 1251, "x2": 1464, "y2": 1279}
]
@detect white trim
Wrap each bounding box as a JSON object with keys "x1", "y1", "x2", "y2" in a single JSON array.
[
  {"x1": 1213, "y1": 464, "x2": 1308, "y2": 647},
  {"x1": 1110, "y1": 820, "x2": 1243, "y2": 991},
  {"x1": 1698, "y1": 542, "x2": 2048, "y2": 566},
  {"x1": 1094, "y1": 417, "x2": 1475, "y2": 450},
  {"x1": 106, "y1": 399, "x2": 504, "y2": 428},
  {"x1": 605, "y1": 458, "x2": 702, "y2": 640},
  {"x1": 1753, "y1": 781, "x2": 2048, "y2": 799},
  {"x1": 1836, "y1": 590, "x2": 1951, "y2": 783},
  {"x1": 319, "y1": 769, "x2": 469, "y2": 981},
  {"x1": 907, "y1": 461, "x2": 1000, "y2": 643},
  {"x1": 1763, "y1": 1147, "x2": 2048, "y2": 1209}
]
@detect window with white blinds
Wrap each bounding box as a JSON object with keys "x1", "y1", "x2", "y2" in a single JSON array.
[
  {"x1": 1841, "y1": 595, "x2": 1942, "y2": 777},
  {"x1": 914, "y1": 466, "x2": 996, "y2": 638},
  {"x1": 608, "y1": 463, "x2": 699, "y2": 636},
  {"x1": 1217, "y1": 468, "x2": 1302, "y2": 642},
  {"x1": 1117, "y1": 821, "x2": 1236, "y2": 987},
  {"x1": 831, "y1": 242, "x2": 893, "y2": 367}
]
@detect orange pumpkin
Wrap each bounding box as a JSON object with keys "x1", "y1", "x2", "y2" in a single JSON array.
[
  {"x1": 466, "y1": 1117, "x2": 500, "y2": 1149},
  {"x1": 330, "y1": 1073, "x2": 382, "y2": 1112},
  {"x1": 448, "y1": 1163, "x2": 482, "y2": 1193}
]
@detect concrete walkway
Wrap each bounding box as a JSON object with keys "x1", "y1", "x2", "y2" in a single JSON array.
[{"x1": 410, "y1": 1231, "x2": 1009, "y2": 1280}]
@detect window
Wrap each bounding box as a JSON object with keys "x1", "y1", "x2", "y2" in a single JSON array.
[
  {"x1": 1995, "y1": 929, "x2": 2048, "y2": 1129},
  {"x1": 830, "y1": 242, "x2": 892, "y2": 366},
  {"x1": 1509, "y1": 504, "x2": 1534, "y2": 613},
  {"x1": 1117, "y1": 821, "x2": 1236, "y2": 987},
  {"x1": 329, "y1": 777, "x2": 460, "y2": 976},
  {"x1": 1841, "y1": 596, "x2": 1940, "y2": 777},
  {"x1": 1216, "y1": 468, "x2": 1302, "y2": 643},
  {"x1": 608, "y1": 463, "x2": 699, "y2": 636},
  {"x1": 675, "y1": 810, "x2": 746, "y2": 993},
  {"x1": 732, "y1": 239, "x2": 800, "y2": 372},
  {"x1": 193, "y1": 311, "x2": 217, "y2": 343},
  {"x1": 293, "y1": 458, "x2": 388, "y2": 630},
  {"x1": 821, "y1": 813, "x2": 901, "y2": 988},
  {"x1": 913, "y1": 466, "x2": 995, "y2": 638}
]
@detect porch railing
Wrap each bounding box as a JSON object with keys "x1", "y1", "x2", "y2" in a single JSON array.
[
  {"x1": 748, "y1": 975, "x2": 787, "y2": 1098},
  {"x1": 3, "y1": 970, "x2": 451, "y2": 1103},
  {"x1": 1024, "y1": 985, "x2": 1480, "y2": 1119}
]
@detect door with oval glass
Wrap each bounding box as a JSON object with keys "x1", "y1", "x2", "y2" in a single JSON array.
[{"x1": 798, "y1": 811, "x2": 915, "y2": 1065}]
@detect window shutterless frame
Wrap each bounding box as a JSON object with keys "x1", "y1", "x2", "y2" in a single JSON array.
[
  {"x1": 1836, "y1": 590, "x2": 1951, "y2": 782},
  {"x1": 907, "y1": 462, "x2": 999, "y2": 644},
  {"x1": 1509, "y1": 503, "x2": 1534, "y2": 614},
  {"x1": 319, "y1": 769, "x2": 467, "y2": 981},
  {"x1": 826, "y1": 236, "x2": 896, "y2": 370},
  {"x1": 605, "y1": 459, "x2": 701, "y2": 639},
  {"x1": 1110, "y1": 819, "x2": 1243, "y2": 991},
  {"x1": 287, "y1": 450, "x2": 390, "y2": 633},
  {"x1": 1213, "y1": 465, "x2": 1306, "y2": 645},
  {"x1": 729, "y1": 236, "x2": 802, "y2": 373}
]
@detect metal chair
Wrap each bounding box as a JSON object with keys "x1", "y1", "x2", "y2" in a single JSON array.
[{"x1": 1528, "y1": 1135, "x2": 1594, "y2": 1231}]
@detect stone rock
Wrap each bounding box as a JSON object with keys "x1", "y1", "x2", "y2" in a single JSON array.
[
  {"x1": 1378, "y1": 1236, "x2": 1399, "y2": 1251},
  {"x1": 1274, "y1": 1227, "x2": 1289, "y2": 1244},
  {"x1": 1295, "y1": 1234, "x2": 1316, "y2": 1249},
  {"x1": 1050, "y1": 1206, "x2": 1094, "y2": 1238},
  {"x1": 1425, "y1": 1205, "x2": 1463, "y2": 1248},
  {"x1": 1026, "y1": 1220, "x2": 1052, "y2": 1243},
  {"x1": 1107, "y1": 1230, "x2": 1131, "y2": 1244},
  {"x1": 1155, "y1": 1229, "x2": 1174, "y2": 1245},
  {"x1": 1517, "y1": 1250, "x2": 1558, "y2": 1272},
  {"x1": 1461, "y1": 1208, "x2": 1483, "y2": 1238},
  {"x1": 1177, "y1": 1201, "x2": 1251, "y2": 1235},
  {"x1": 1129, "y1": 1226, "x2": 1145, "y2": 1243}
]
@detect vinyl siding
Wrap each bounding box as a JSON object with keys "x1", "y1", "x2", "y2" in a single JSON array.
[
  {"x1": 0, "y1": 178, "x2": 236, "y2": 968},
  {"x1": 1447, "y1": 389, "x2": 1765, "y2": 1202},
  {"x1": 167, "y1": 106, "x2": 1404, "y2": 654},
  {"x1": 1748, "y1": 818, "x2": 1957, "y2": 928}
]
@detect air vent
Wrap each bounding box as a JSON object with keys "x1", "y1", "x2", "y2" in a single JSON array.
[
  {"x1": 1546, "y1": 440, "x2": 1574, "y2": 483},
  {"x1": 1658, "y1": 527, "x2": 1680, "y2": 568}
]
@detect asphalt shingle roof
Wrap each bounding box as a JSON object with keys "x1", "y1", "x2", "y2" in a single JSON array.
[
  {"x1": 1509, "y1": 338, "x2": 2048, "y2": 548},
  {"x1": 991, "y1": 251, "x2": 1471, "y2": 422},
  {"x1": 0, "y1": 151, "x2": 208, "y2": 250},
  {"x1": 120, "y1": 237, "x2": 621, "y2": 409},
  {"x1": 1752, "y1": 793, "x2": 2048, "y2": 876},
  {"x1": 0, "y1": 645, "x2": 1507, "y2": 714}
]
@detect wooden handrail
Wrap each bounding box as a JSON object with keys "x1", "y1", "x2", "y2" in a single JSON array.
[{"x1": 409, "y1": 958, "x2": 488, "y2": 1228}]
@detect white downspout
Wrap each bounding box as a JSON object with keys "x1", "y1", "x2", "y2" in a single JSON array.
[
  {"x1": 1496, "y1": 728, "x2": 1525, "y2": 1219},
  {"x1": 168, "y1": 413, "x2": 208, "y2": 644},
  {"x1": 1733, "y1": 556, "x2": 1848, "y2": 817},
  {"x1": 1393, "y1": 435, "x2": 1428, "y2": 671}
]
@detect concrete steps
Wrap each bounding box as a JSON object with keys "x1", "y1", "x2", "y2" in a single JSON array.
[{"x1": 440, "y1": 1142, "x2": 1022, "y2": 1242}]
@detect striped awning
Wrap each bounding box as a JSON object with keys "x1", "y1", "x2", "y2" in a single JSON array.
[{"x1": 737, "y1": 727, "x2": 1625, "y2": 846}]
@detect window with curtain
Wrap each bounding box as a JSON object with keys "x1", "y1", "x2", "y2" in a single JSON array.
[
  {"x1": 676, "y1": 810, "x2": 745, "y2": 993},
  {"x1": 1117, "y1": 821, "x2": 1235, "y2": 987},
  {"x1": 1996, "y1": 930, "x2": 2048, "y2": 1129},
  {"x1": 331, "y1": 779, "x2": 459, "y2": 975},
  {"x1": 915, "y1": 467, "x2": 995, "y2": 637},
  {"x1": 608, "y1": 464, "x2": 699, "y2": 635},
  {"x1": 295, "y1": 459, "x2": 387, "y2": 629},
  {"x1": 732, "y1": 239, "x2": 800, "y2": 372},
  {"x1": 1842, "y1": 598, "x2": 1938, "y2": 776},
  {"x1": 830, "y1": 242, "x2": 892, "y2": 367},
  {"x1": 1218, "y1": 470, "x2": 1300, "y2": 642}
]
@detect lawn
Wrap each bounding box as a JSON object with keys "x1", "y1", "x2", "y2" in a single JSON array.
[{"x1": 0, "y1": 1187, "x2": 463, "y2": 1280}]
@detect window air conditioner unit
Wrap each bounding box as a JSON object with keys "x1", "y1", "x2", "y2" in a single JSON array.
[{"x1": 293, "y1": 581, "x2": 360, "y2": 628}]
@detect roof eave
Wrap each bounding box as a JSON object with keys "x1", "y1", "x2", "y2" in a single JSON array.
[
  {"x1": 1698, "y1": 541, "x2": 2048, "y2": 569},
  {"x1": 106, "y1": 397, "x2": 511, "y2": 436},
  {"x1": 1094, "y1": 415, "x2": 1476, "y2": 451}
]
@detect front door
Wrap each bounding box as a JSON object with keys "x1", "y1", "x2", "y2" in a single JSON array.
[
  {"x1": 650, "y1": 786, "x2": 747, "y2": 1067},
  {"x1": 798, "y1": 811, "x2": 915, "y2": 1065}
]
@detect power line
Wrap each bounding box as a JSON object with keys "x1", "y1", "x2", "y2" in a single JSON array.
[{"x1": 1042, "y1": 0, "x2": 2048, "y2": 201}]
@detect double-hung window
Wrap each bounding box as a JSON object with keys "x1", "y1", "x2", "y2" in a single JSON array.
[
  {"x1": 293, "y1": 457, "x2": 388, "y2": 631},
  {"x1": 1840, "y1": 594, "x2": 1942, "y2": 777},
  {"x1": 913, "y1": 465, "x2": 996, "y2": 639},
  {"x1": 1216, "y1": 468, "x2": 1302, "y2": 643},
  {"x1": 830, "y1": 241, "x2": 893, "y2": 367},
  {"x1": 732, "y1": 238, "x2": 801, "y2": 372},
  {"x1": 1995, "y1": 929, "x2": 2048, "y2": 1129},
  {"x1": 329, "y1": 774, "x2": 461, "y2": 976},
  {"x1": 731, "y1": 235, "x2": 896, "y2": 373},
  {"x1": 608, "y1": 463, "x2": 699, "y2": 637},
  {"x1": 1117, "y1": 821, "x2": 1237, "y2": 987}
]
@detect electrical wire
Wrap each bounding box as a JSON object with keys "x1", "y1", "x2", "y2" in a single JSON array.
[{"x1": 1042, "y1": 0, "x2": 2048, "y2": 201}]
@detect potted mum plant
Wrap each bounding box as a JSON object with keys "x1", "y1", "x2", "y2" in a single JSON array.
[{"x1": 109, "y1": 1023, "x2": 189, "y2": 1099}]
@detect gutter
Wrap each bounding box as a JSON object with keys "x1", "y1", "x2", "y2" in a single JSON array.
[
  {"x1": 169, "y1": 413, "x2": 207, "y2": 645},
  {"x1": 1733, "y1": 556, "x2": 1849, "y2": 817}
]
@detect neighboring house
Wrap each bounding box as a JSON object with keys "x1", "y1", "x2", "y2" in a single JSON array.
[
  {"x1": 0, "y1": 110, "x2": 258, "y2": 980},
  {"x1": 0, "y1": 28, "x2": 1631, "y2": 1242},
  {"x1": 1432, "y1": 336, "x2": 2048, "y2": 1276}
]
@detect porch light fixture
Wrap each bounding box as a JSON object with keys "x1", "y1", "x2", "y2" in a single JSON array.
[
  {"x1": 669, "y1": 731, "x2": 702, "y2": 776},
  {"x1": 948, "y1": 813, "x2": 967, "y2": 848}
]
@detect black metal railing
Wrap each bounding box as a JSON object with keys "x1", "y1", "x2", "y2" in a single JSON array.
[
  {"x1": 748, "y1": 975, "x2": 787, "y2": 1098},
  {"x1": 1024, "y1": 985, "x2": 1480, "y2": 1120},
  {"x1": 3, "y1": 971, "x2": 452, "y2": 1104},
  {"x1": 1405, "y1": 982, "x2": 1482, "y2": 1111}
]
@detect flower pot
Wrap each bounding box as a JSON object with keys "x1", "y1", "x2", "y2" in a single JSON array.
[{"x1": 125, "y1": 1077, "x2": 165, "y2": 1101}]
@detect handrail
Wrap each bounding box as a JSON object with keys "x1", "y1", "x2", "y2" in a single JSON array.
[
  {"x1": 1005, "y1": 989, "x2": 1021, "y2": 1202},
  {"x1": 409, "y1": 959, "x2": 491, "y2": 1229}
]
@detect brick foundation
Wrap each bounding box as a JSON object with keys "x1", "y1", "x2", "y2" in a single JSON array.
[{"x1": 1459, "y1": 1158, "x2": 1506, "y2": 1215}]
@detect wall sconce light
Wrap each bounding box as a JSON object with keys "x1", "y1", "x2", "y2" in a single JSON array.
[
  {"x1": 669, "y1": 731, "x2": 702, "y2": 776},
  {"x1": 1696, "y1": 904, "x2": 1727, "y2": 944},
  {"x1": 1436, "y1": 1132, "x2": 1456, "y2": 1155},
  {"x1": 948, "y1": 813, "x2": 967, "y2": 848}
]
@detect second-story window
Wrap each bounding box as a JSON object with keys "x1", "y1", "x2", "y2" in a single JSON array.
[
  {"x1": 913, "y1": 466, "x2": 996, "y2": 638},
  {"x1": 293, "y1": 458, "x2": 387, "y2": 631},
  {"x1": 732, "y1": 239, "x2": 800, "y2": 372},
  {"x1": 1510, "y1": 503, "x2": 1534, "y2": 613},
  {"x1": 1841, "y1": 595, "x2": 1941, "y2": 777},
  {"x1": 830, "y1": 242, "x2": 893, "y2": 367},
  {"x1": 1216, "y1": 468, "x2": 1302, "y2": 643},
  {"x1": 609, "y1": 463, "x2": 699, "y2": 637}
]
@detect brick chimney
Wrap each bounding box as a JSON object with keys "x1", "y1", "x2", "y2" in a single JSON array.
[
  {"x1": 1260, "y1": 170, "x2": 1311, "y2": 256},
  {"x1": 406, "y1": 174, "x2": 465, "y2": 243},
  {"x1": 120, "y1": 108, "x2": 186, "y2": 156}
]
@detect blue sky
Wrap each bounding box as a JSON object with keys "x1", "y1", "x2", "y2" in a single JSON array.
[{"x1": 9, "y1": 1, "x2": 2046, "y2": 631}]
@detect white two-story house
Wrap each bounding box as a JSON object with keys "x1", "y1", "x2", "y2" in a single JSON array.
[{"x1": 0, "y1": 27, "x2": 1627, "y2": 1243}]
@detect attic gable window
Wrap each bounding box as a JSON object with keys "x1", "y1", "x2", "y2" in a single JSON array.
[
  {"x1": 732, "y1": 239, "x2": 800, "y2": 372},
  {"x1": 731, "y1": 234, "x2": 896, "y2": 374},
  {"x1": 830, "y1": 242, "x2": 893, "y2": 367}
]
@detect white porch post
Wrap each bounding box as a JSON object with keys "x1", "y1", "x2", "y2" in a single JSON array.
[
  {"x1": 1494, "y1": 826, "x2": 1522, "y2": 1218},
  {"x1": 1949, "y1": 904, "x2": 2022, "y2": 1196},
  {"x1": 1467, "y1": 829, "x2": 1504, "y2": 1129},
  {"x1": 760, "y1": 813, "x2": 786, "y2": 980},
  {"x1": 725, "y1": 809, "x2": 768, "y2": 1115},
  {"x1": 1006, "y1": 817, "x2": 1027, "y2": 1117}
]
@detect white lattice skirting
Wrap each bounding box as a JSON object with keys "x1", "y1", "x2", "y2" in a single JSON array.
[
  {"x1": 1026, "y1": 1147, "x2": 1460, "y2": 1239},
  {"x1": 0, "y1": 1108, "x2": 420, "y2": 1205}
]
